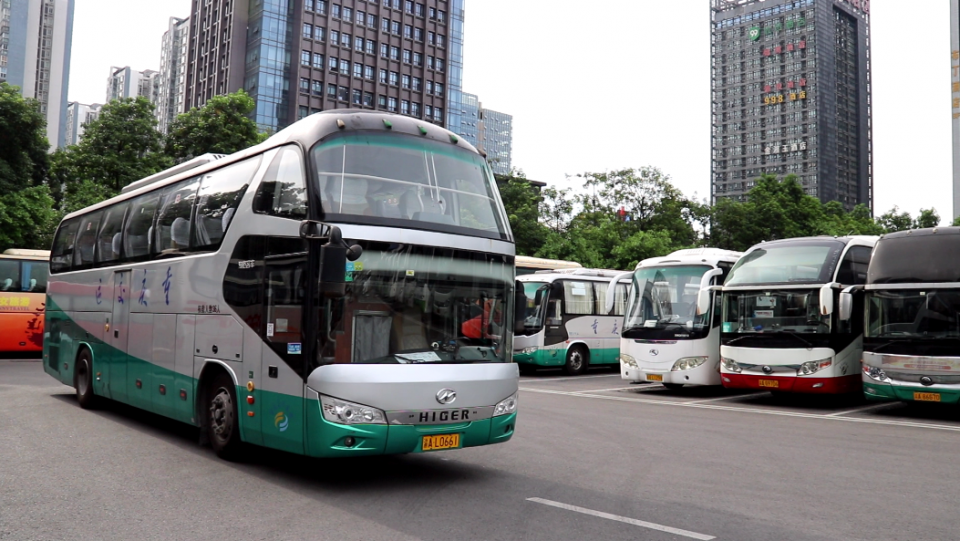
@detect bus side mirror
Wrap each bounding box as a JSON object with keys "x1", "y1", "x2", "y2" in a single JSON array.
[
  {"x1": 604, "y1": 272, "x2": 633, "y2": 314},
  {"x1": 838, "y1": 286, "x2": 858, "y2": 321},
  {"x1": 317, "y1": 226, "x2": 362, "y2": 298},
  {"x1": 696, "y1": 268, "x2": 724, "y2": 316},
  {"x1": 819, "y1": 282, "x2": 838, "y2": 316},
  {"x1": 514, "y1": 281, "x2": 526, "y2": 335}
]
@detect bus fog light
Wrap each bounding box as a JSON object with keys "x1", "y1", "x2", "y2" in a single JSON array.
[
  {"x1": 720, "y1": 356, "x2": 741, "y2": 373},
  {"x1": 672, "y1": 357, "x2": 708, "y2": 371},
  {"x1": 619, "y1": 353, "x2": 638, "y2": 368},
  {"x1": 494, "y1": 393, "x2": 518, "y2": 416},
  {"x1": 862, "y1": 364, "x2": 890, "y2": 382},
  {"x1": 320, "y1": 395, "x2": 386, "y2": 425},
  {"x1": 798, "y1": 358, "x2": 832, "y2": 376}
]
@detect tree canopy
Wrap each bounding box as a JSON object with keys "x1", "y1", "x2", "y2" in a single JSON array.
[
  {"x1": 165, "y1": 90, "x2": 264, "y2": 163},
  {"x1": 0, "y1": 83, "x2": 50, "y2": 193}
]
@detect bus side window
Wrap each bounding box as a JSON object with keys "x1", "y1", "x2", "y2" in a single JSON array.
[
  {"x1": 563, "y1": 280, "x2": 594, "y2": 316},
  {"x1": 124, "y1": 192, "x2": 161, "y2": 261},
  {"x1": 253, "y1": 146, "x2": 308, "y2": 219},
  {"x1": 50, "y1": 219, "x2": 80, "y2": 273},
  {"x1": 194, "y1": 155, "x2": 262, "y2": 249},
  {"x1": 96, "y1": 202, "x2": 129, "y2": 264},
  {"x1": 73, "y1": 211, "x2": 103, "y2": 269},
  {"x1": 614, "y1": 283, "x2": 628, "y2": 316},
  {"x1": 155, "y1": 176, "x2": 201, "y2": 255}
]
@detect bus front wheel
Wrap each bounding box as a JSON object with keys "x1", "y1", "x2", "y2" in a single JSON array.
[
  {"x1": 564, "y1": 346, "x2": 589, "y2": 376},
  {"x1": 206, "y1": 372, "x2": 244, "y2": 460},
  {"x1": 74, "y1": 348, "x2": 99, "y2": 410}
]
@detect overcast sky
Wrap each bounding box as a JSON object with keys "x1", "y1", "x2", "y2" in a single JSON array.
[{"x1": 68, "y1": 0, "x2": 952, "y2": 220}]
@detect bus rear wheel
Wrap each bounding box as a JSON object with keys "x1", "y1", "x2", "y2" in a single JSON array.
[
  {"x1": 206, "y1": 372, "x2": 243, "y2": 460},
  {"x1": 74, "y1": 348, "x2": 99, "y2": 410},
  {"x1": 563, "y1": 346, "x2": 589, "y2": 376}
]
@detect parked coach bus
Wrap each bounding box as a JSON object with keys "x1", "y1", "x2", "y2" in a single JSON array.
[
  {"x1": 0, "y1": 249, "x2": 50, "y2": 354},
  {"x1": 514, "y1": 268, "x2": 630, "y2": 375},
  {"x1": 605, "y1": 248, "x2": 742, "y2": 388},
  {"x1": 43, "y1": 110, "x2": 522, "y2": 459},
  {"x1": 717, "y1": 236, "x2": 876, "y2": 394},
  {"x1": 515, "y1": 255, "x2": 582, "y2": 276},
  {"x1": 855, "y1": 228, "x2": 960, "y2": 404}
]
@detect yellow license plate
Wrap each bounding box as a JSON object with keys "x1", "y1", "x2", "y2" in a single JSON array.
[
  {"x1": 422, "y1": 433, "x2": 460, "y2": 451},
  {"x1": 646, "y1": 374, "x2": 663, "y2": 382},
  {"x1": 759, "y1": 379, "x2": 779, "y2": 388},
  {"x1": 914, "y1": 392, "x2": 941, "y2": 402}
]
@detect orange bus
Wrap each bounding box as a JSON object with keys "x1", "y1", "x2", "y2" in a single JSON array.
[{"x1": 0, "y1": 249, "x2": 50, "y2": 354}]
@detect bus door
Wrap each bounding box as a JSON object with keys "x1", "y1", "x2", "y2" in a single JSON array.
[
  {"x1": 260, "y1": 249, "x2": 308, "y2": 455},
  {"x1": 107, "y1": 270, "x2": 131, "y2": 402},
  {"x1": 542, "y1": 282, "x2": 566, "y2": 362}
]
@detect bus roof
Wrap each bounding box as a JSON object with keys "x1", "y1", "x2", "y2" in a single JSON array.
[
  {"x1": 743, "y1": 235, "x2": 879, "y2": 252},
  {"x1": 1, "y1": 249, "x2": 50, "y2": 261},
  {"x1": 515, "y1": 255, "x2": 582, "y2": 271},
  {"x1": 518, "y1": 268, "x2": 630, "y2": 282},
  {"x1": 636, "y1": 248, "x2": 742, "y2": 270}
]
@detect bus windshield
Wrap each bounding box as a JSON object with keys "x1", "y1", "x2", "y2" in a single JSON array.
[
  {"x1": 316, "y1": 246, "x2": 514, "y2": 365},
  {"x1": 312, "y1": 133, "x2": 509, "y2": 240},
  {"x1": 0, "y1": 259, "x2": 49, "y2": 294},
  {"x1": 725, "y1": 241, "x2": 844, "y2": 286},
  {"x1": 867, "y1": 289, "x2": 960, "y2": 339},
  {"x1": 623, "y1": 265, "x2": 712, "y2": 340},
  {"x1": 518, "y1": 281, "x2": 549, "y2": 335},
  {"x1": 722, "y1": 289, "x2": 831, "y2": 334}
]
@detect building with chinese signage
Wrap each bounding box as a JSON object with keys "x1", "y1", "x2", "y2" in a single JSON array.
[
  {"x1": 711, "y1": 0, "x2": 873, "y2": 211},
  {"x1": 951, "y1": 0, "x2": 960, "y2": 220}
]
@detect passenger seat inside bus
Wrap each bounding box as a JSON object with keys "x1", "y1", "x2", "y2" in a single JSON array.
[{"x1": 392, "y1": 311, "x2": 430, "y2": 352}]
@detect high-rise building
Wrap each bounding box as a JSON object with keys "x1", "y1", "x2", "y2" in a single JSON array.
[
  {"x1": 64, "y1": 101, "x2": 102, "y2": 146},
  {"x1": 0, "y1": 0, "x2": 76, "y2": 149},
  {"x1": 951, "y1": 0, "x2": 960, "y2": 220},
  {"x1": 184, "y1": 0, "x2": 464, "y2": 134},
  {"x1": 710, "y1": 0, "x2": 872, "y2": 211},
  {"x1": 157, "y1": 16, "x2": 191, "y2": 134},
  {"x1": 106, "y1": 66, "x2": 160, "y2": 104},
  {"x1": 458, "y1": 92, "x2": 513, "y2": 176}
]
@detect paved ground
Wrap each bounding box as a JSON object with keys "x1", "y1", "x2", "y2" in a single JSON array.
[{"x1": 3, "y1": 360, "x2": 960, "y2": 541}]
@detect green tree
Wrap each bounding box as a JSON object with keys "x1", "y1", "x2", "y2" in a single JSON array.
[
  {"x1": 165, "y1": 90, "x2": 262, "y2": 163},
  {"x1": 495, "y1": 172, "x2": 548, "y2": 256},
  {"x1": 876, "y1": 206, "x2": 913, "y2": 233},
  {"x1": 539, "y1": 186, "x2": 574, "y2": 234},
  {"x1": 952, "y1": 215, "x2": 960, "y2": 227},
  {"x1": 0, "y1": 186, "x2": 59, "y2": 251},
  {"x1": 914, "y1": 208, "x2": 940, "y2": 229},
  {"x1": 0, "y1": 83, "x2": 50, "y2": 192}
]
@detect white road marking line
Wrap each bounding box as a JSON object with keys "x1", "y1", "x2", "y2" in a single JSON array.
[
  {"x1": 567, "y1": 387, "x2": 638, "y2": 394},
  {"x1": 520, "y1": 387, "x2": 960, "y2": 433},
  {"x1": 527, "y1": 498, "x2": 715, "y2": 541},
  {"x1": 685, "y1": 393, "x2": 765, "y2": 404},
  {"x1": 519, "y1": 374, "x2": 621, "y2": 383},
  {"x1": 823, "y1": 402, "x2": 898, "y2": 417}
]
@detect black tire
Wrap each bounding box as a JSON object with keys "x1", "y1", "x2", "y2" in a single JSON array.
[
  {"x1": 563, "y1": 345, "x2": 589, "y2": 376},
  {"x1": 518, "y1": 364, "x2": 538, "y2": 375},
  {"x1": 206, "y1": 372, "x2": 244, "y2": 460},
  {"x1": 74, "y1": 348, "x2": 99, "y2": 409},
  {"x1": 663, "y1": 383, "x2": 684, "y2": 391}
]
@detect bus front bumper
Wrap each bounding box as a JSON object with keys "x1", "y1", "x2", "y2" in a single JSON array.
[
  {"x1": 306, "y1": 407, "x2": 517, "y2": 458},
  {"x1": 863, "y1": 380, "x2": 960, "y2": 404},
  {"x1": 721, "y1": 372, "x2": 861, "y2": 394},
  {"x1": 624, "y1": 361, "x2": 721, "y2": 386}
]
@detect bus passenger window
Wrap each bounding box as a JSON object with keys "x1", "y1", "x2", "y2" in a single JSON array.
[
  {"x1": 124, "y1": 192, "x2": 161, "y2": 260},
  {"x1": 96, "y1": 203, "x2": 128, "y2": 264},
  {"x1": 0, "y1": 260, "x2": 18, "y2": 290},
  {"x1": 73, "y1": 212, "x2": 103, "y2": 268},
  {"x1": 194, "y1": 156, "x2": 261, "y2": 248},
  {"x1": 253, "y1": 146, "x2": 307, "y2": 219},
  {"x1": 155, "y1": 177, "x2": 201, "y2": 255}
]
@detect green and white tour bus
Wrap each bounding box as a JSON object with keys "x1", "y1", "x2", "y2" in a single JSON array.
[
  {"x1": 513, "y1": 269, "x2": 630, "y2": 375},
  {"x1": 43, "y1": 110, "x2": 521, "y2": 459},
  {"x1": 604, "y1": 248, "x2": 742, "y2": 388},
  {"x1": 855, "y1": 227, "x2": 960, "y2": 404}
]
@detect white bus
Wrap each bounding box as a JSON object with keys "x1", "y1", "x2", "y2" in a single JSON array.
[
  {"x1": 43, "y1": 110, "x2": 521, "y2": 459},
  {"x1": 515, "y1": 256, "x2": 582, "y2": 276},
  {"x1": 717, "y1": 236, "x2": 877, "y2": 394},
  {"x1": 605, "y1": 248, "x2": 742, "y2": 388},
  {"x1": 514, "y1": 269, "x2": 630, "y2": 375}
]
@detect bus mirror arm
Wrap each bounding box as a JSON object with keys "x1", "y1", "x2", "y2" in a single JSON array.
[
  {"x1": 604, "y1": 272, "x2": 633, "y2": 315},
  {"x1": 838, "y1": 285, "x2": 862, "y2": 322},
  {"x1": 317, "y1": 226, "x2": 363, "y2": 298},
  {"x1": 514, "y1": 281, "x2": 526, "y2": 335},
  {"x1": 696, "y1": 268, "x2": 724, "y2": 316}
]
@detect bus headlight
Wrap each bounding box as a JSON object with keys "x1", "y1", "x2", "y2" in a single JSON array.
[
  {"x1": 798, "y1": 358, "x2": 832, "y2": 376},
  {"x1": 720, "y1": 356, "x2": 741, "y2": 373},
  {"x1": 320, "y1": 395, "x2": 386, "y2": 425},
  {"x1": 493, "y1": 393, "x2": 518, "y2": 417},
  {"x1": 672, "y1": 357, "x2": 709, "y2": 371},
  {"x1": 520, "y1": 347, "x2": 539, "y2": 354},
  {"x1": 863, "y1": 364, "x2": 890, "y2": 382},
  {"x1": 619, "y1": 353, "x2": 638, "y2": 368}
]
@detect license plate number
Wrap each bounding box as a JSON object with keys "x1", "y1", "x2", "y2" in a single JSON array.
[
  {"x1": 422, "y1": 433, "x2": 460, "y2": 451},
  {"x1": 646, "y1": 374, "x2": 663, "y2": 382},
  {"x1": 914, "y1": 392, "x2": 941, "y2": 402},
  {"x1": 759, "y1": 379, "x2": 779, "y2": 388}
]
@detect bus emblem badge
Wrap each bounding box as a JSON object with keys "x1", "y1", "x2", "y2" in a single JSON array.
[
  {"x1": 436, "y1": 388, "x2": 457, "y2": 405},
  {"x1": 649, "y1": 349, "x2": 659, "y2": 356},
  {"x1": 762, "y1": 365, "x2": 773, "y2": 374}
]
